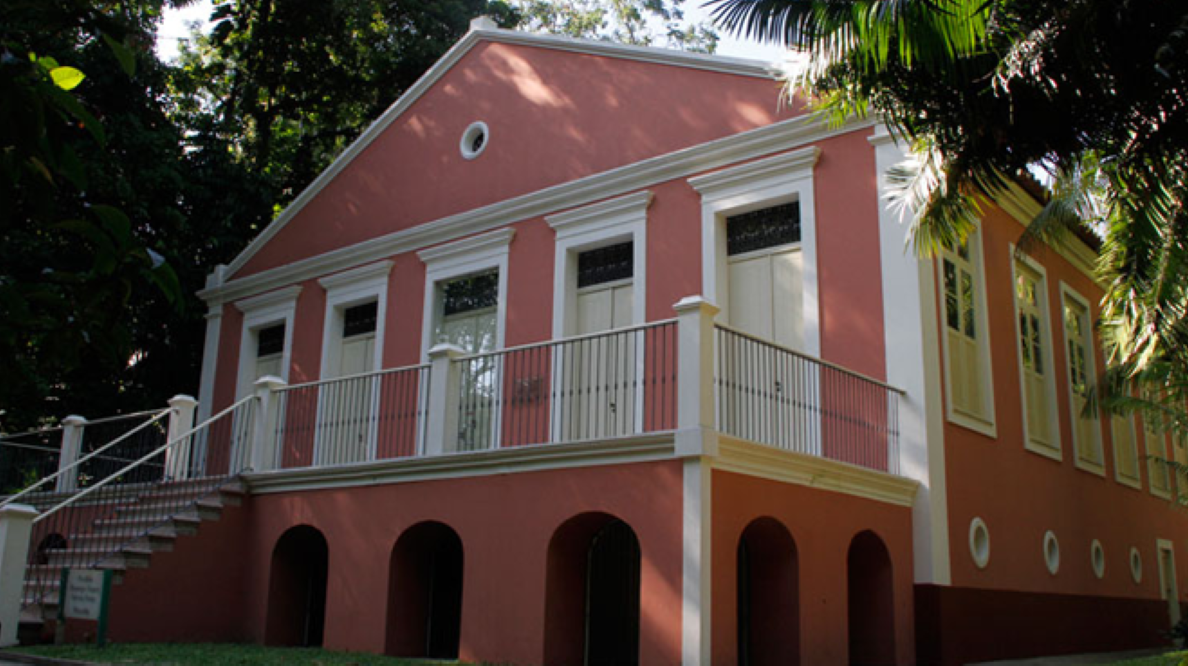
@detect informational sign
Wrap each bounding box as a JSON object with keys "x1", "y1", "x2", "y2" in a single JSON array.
[{"x1": 58, "y1": 569, "x2": 113, "y2": 647}]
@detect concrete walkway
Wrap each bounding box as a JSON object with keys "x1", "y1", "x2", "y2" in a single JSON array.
[{"x1": 970, "y1": 647, "x2": 1170, "y2": 665}]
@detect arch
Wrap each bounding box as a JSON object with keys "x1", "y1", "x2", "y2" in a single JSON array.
[
  {"x1": 385, "y1": 521, "x2": 464, "y2": 659},
  {"x1": 544, "y1": 512, "x2": 641, "y2": 666},
  {"x1": 35, "y1": 533, "x2": 67, "y2": 565},
  {"x1": 265, "y1": 525, "x2": 328, "y2": 647},
  {"x1": 847, "y1": 530, "x2": 895, "y2": 666},
  {"x1": 737, "y1": 517, "x2": 799, "y2": 666}
]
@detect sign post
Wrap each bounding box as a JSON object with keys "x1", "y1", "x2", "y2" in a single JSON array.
[{"x1": 58, "y1": 569, "x2": 114, "y2": 647}]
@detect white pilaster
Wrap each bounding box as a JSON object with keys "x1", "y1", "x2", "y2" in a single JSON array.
[
  {"x1": 870, "y1": 124, "x2": 951, "y2": 585},
  {"x1": 197, "y1": 265, "x2": 226, "y2": 424},
  {"x1": 55, "y1": 415, "x2": 86, "y2": 493},
  {"x1": 0, "y1": 504, "x2": 37, "y2": 646},
  {"x1": 682, "y1": 458, "x2": 712, "y2": 665}
]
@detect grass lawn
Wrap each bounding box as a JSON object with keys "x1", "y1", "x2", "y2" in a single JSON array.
[
  {"x1": 8, "y1": 643, "x2": 488, "y2": 665},
  {"x1": 1111, "y1": 651, "x2": 1188, "y2": 666}
]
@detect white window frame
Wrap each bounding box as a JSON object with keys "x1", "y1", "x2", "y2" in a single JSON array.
[
  {"x1": 547, "y1": 191, "x2": 649, "y2": 338},
  {"x1": 1145, "y1": 416, "x2": 1173, "y2": 500},
  {"x1": 1059, "y1": 283, "x2": 1104, "y2": 475},
  {"x1": 234, "y1": 286, "x2": 301, "y2": 399},
  {"x1": 1113, "y1": 414, "x2": 1143, "y2": 490},
  {"x1": 1011, "y1": 250, "x2": 1063, "y2": 460},
  {"x1": 318, "y1": 260, "x2": 393, "y2": 379},
  {"x1": 1157, "y1": 539, "x2": 1181, "y2": 626},
  {"x1": 688, "y1": 146, "x2": 821, "y2": 358},
  {"x1": 938, "y1": 229, "x2": 997, "y2": 438},
  {"x1": 418, "y1": 228, "x2": 514, "y2": 361}
]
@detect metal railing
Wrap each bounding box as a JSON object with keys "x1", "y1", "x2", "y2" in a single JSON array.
[
  {"x1": 453, "y1": 321, "x2": 678, "y2": 451},
  {"x1": 22, "y1": 397, "x2": 256, "y2": 609},
  {"x1": 0, "y1": 436, "x2": 60, "y2": 496},
  {"x1": 715, "y1": 324, "x2": 902, "y2": 474},
  {"x1": 0, "y1": 410, "x2": 170, "y2": 509},
  {"x1": 272, "y1": 365, "x2": 430, "y2": 468}
]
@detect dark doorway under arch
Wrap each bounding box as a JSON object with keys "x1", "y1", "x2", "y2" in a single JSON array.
[
  {"x1": 265, "y1": 525, "x2": 328, "y2": 647},
  {"x1": 848, "y1": 530, "x2": 895, "y2": 666},
  {"x1": 544, "y1": 513, "x2": 641, "y2": 666},
  {"x1": 386, "y1": 521, "x2": 464, "y2": 659},
  {"x1": 737, "y1": 517, "x2": 799, "y2": 666}
]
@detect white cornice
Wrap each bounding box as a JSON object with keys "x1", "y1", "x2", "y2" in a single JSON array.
[
  {"x1": 688, "y1": 145, "x2": 820, "y2": 200},
  {"x1": 200, "y1": 115, "x2": 875, "y2": 305},
  {"x1": 316, "y1": 260, "x2": 394, "y2": 291},
  {"x1": 995, "y1": 182, "x2": 1101, "y2": 285},
  {"x1": 714, "y1": 437, "x2": 920, "y2": 507},
  {"x1": 216, "y1": 29, "x2": 777, "y2": 284},
  {"x1": 233, "y1": 285, "x2": 302, "y2": 314},
  {"x1": 417, "y1": 227, "x2": 516, "y2": 266},
  {"x1": 547, "y1": 190, "x2": 652, "y2": 238},
  {"x1": 243, "y1": 433, "x2": 676, "y2": 495}
]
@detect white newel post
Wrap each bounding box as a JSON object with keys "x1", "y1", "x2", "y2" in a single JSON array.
[
  {"x1": 164, "y1": 395, "x2": 198, "y2": 481},
  {"x1": 424, "y1": 344, "x2": 466, "y2": 457},
  {"x1": 55, "y1": 416, "x2": 86, "y2": 493},
  {"x1": 674, "y1": 296, "x2": 719, "y2": 456},
  {"x1": 673, "y1": 295, "x2": 718, "y2": 666},
  {"x1": 250, "y1": 376, "x2": 286, "y2": 473},
  {"x1": 0, "y1": 504, "x2": 37, "y2": 646}
]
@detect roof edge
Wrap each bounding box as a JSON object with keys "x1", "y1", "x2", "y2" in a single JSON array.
[{"x1": 219, "y1": 27, "x2": 782, "y2": 281}]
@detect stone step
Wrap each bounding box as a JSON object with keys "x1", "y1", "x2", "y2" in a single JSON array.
[
  {"x1": 68, "y1": 529, "x2": 176, "y2": 553},
  {"x1": 92, "y1": 513, "x2": 201, "y2": 537},
  {"x1": 44, "y1": 544, "x2": 152, "y2": 570}
]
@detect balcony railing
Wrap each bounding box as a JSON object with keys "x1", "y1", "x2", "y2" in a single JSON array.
[{"x1": 715, "y1": 324, "x2": 902, "y2": 474}]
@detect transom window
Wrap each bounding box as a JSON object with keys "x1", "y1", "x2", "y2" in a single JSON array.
[
  {"x1": 343, "y1": 302, "x2": 378, "y2": 338},
  {"x1": 577, "y1": 242, "x2": 633, "y2": 288},
  {"x1": 726, "y1": 203, "x2": 801, "y2": 256},
  {"x1": 442, "y1": 271, "x2": 498, "y2": 317},
  {"x1": 257, "y1": 324, "x2": 285, "y2": 358}
]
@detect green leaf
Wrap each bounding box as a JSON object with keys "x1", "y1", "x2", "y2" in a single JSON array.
[
  {"x1": 89, "y1": 205, "x2": 132, "y2": 249},
  {"x1": 102, "y1": 33, "x2": 137, "y2": 77},
  {"x1": 49, "y1": 66, "x2": 85, "y2": 91}
]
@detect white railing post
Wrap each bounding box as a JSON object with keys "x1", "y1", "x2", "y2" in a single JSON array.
[
  {"x1": 424, "y1": 344, "x2": 466, "y2": 457},
  {"x1": 0, "y1": 503, "x2": 37, "y2": 646},
  {"x1": 164, "y1": 395, "x2": 198, "y2": 481},
  {"x1": 674, "y1": 296, "x2": 720, "y2": 457},
  {"x1": 55, "y1": 415, "x2": 86, "y2": 493},
  {"x1": 251, "y1": 376, "x2": 286, "y2": 473}
]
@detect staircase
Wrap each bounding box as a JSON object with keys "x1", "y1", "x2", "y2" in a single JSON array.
[{"x1": 20, "y1": 478, "x2": 246, "y2": 625}]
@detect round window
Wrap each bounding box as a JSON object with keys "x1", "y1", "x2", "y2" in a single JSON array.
[
  {"x1": 1091, "y1": 540, "x2": 1105, "y2": 579},
  {"x1": 1043, "y1": 531, "x2": 1060, "y2": 575},
  {"x1": 460, "y1": 121, "x2": 489, "y2": 160},
  {"x1": 968, "y1": 517, "x2": 990, "y2": 569},
  {"x1": 1130, "y1": 547, "x2": 1143, "y2": 583}
]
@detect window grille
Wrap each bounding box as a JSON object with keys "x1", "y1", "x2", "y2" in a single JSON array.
[
  {"x1": 443, "y1": 271, "x2": 498, "y2": 316},
  {"x1": 577, "y1": 242, "x2": 633, "y2": 288},
  {"x1": 257, "y1": 324, "x2": 285, "y2": 357},
  {"x1": 726, "y1": 203, "x2": 800, "y2": 256},
  {"x1": 343, "y1": 302, "x2": 378, "y2": 338}
]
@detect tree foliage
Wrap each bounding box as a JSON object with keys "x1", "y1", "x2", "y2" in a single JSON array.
[
  {"x1": 710, "y1": 0, "x2": 1188, "y2": 432},
  {"x1": 513, "y1": 0, "x2": 718, "y2": 52}
]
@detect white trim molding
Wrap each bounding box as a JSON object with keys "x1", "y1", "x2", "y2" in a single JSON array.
[
  {"x1": 318, "y1": 260, "x2": 394, "y2": 379},
  {"x1": 199, "y1": 115, "x2": 875, "y2": 308},
  {"x1": 996, "y1": 183, "x2": 1101, "y2": 285},
  {"x1": 234, "y1": 286, "x2": 301, "y2": 399},
  {"x1": 548, "y1": 190, "x2": 651, "y2": 337},
  {"x1": 689, "y1": 146, "x2": 822, "y2": 358},
  {"x1": 418, "y1": 228, "x2": 515, "y2": 360},
  {"x1": 938, "y1": 227, "x2": 998, "y2": 439}
]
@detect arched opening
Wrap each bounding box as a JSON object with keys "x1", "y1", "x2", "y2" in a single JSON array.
[
  {"x1": 385, "y1": 521, "x2": 464, "y2": 659},
  {"x1": 847, "y1": 530, "x2": 895, "y2": 665},
  {"x1": 35, "y1": 533, "x2": 67, "y2": 565},
  {"x1": 544, "y1": 513, "x2": 641, "y2": 666},
  {"x1": 737, "y1": 517, "x2": 799, "y2": 666},
  {"x1": 265, "y1": 525, "x2": 328, "y2": 647}
]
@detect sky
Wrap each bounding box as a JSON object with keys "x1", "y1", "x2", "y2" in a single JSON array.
[{"x1": 155, "y1": 1, "x2": 788, "y2": 63}]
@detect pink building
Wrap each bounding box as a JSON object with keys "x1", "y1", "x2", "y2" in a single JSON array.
[{"x1": 6, "y1": 21, "x2": 1187, "y2": 666}]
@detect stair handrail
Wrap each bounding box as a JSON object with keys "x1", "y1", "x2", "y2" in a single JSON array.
[
  {"x1": 33, "y1": 396, "x2": 256, "y2": 525},
  {"x1": 0, "y1": 408, "x2": 171, "y2": 509}
]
